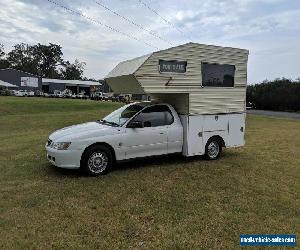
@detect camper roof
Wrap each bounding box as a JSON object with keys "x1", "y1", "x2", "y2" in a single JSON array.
[{"x1": 106, "y1": 53, "x2": 152, "y2": 79}]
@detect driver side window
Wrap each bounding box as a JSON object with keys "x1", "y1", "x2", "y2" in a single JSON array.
[{"x1": 133, "y1": 105, "x2": 174, "y2": 127}]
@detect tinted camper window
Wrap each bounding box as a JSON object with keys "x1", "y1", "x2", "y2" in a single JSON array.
[{"x1": 202, "y1": 63, "x2": 235, "y2": 87}]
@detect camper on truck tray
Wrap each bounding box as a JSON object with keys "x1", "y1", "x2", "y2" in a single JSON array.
[{"x1": 46, "y1": 43, "x2": 249, "y2": 176}]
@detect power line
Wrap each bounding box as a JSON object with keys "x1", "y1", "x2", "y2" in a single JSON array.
[
  {"x1": 137, "y1": 0, "x2": 192, "y2": 41},
  {"x1": 94, "y1": 0, "x2": 173, "y2": 46},
  {"x1": 45, "y1": 0, "x2": 160, "y2": 50}
]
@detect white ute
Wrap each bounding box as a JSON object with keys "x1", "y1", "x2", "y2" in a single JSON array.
[
  {"x1": 46, "y1": 42, "x2": 249, "y2": 176},
  {"x1": 46, "y1": 102, "x2": 245, "y2": 176},
  {"x1": 46, "y1": 102, "x2": 182, "y2": 175}
]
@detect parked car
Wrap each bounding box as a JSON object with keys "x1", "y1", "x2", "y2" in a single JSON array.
[
  {"x1": 246, "y1": 101, "x2": 255, "y2": 110},
  {"x1": 76, "y1": 93, "x2": 85, "y2": 99},
  {"x1": 14, "y1": 90, "x2": 23, "y2": 96},
  {"x1": 34, "y1": 90, "x2": 44, "y2": 97},
  {"x1": 53, "y1": 90, "x2": 64, "y2": 98},
  {"x1": 111, "y1": 94, "x2": 131, "y2": 103},
  {"x1": 110, "y1": 94, "x2": 118, "y2": 102},
  {"x1": 15, "y1": 90, "x2": 34, "y2": 97},
  {"x1": 102, "y1": 93, "x2": 109, "y2": 101},
  {"x1": 10, "y1": 90, "x2": 19, "y2": 96},
  {"x1": 91, "y1": 92, "x2": 108, "y2": 101},
  {"x1": 46, "y1": 102, "x2": 245, "y2": 176},
  {"x1": 63, "y1": 89, "x2": 73, "y2": 98},
  {"x1": 90, "y1": 91, "x2": 97, "y2": 100},
  {"x1": 75, "y1": 91, "x2": 88, "y2": 99}
]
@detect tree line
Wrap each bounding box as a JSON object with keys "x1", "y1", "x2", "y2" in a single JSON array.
[
  {"x1": 247, "y1": 78, "x2": 300, "y2": 111},
  {"x1": 0, "y1": 43, "x2": 86, "y2": 80}
]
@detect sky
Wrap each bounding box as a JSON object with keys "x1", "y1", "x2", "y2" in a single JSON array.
[{"x1": 0, "y1": 0, "x2": 299, "y2": 83}]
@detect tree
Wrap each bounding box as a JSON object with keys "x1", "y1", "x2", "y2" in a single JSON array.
[
  {"x1": 7, "y1": 43, "x2": 38, "y2": 74},
  {"x1": 31, "y1": 43, "x2": 64, "y2": 78},
  {"x1": 4, "y1": 42, "x2": 86, "y2": 79},
  {"x1": 0, "y1": 44, "x2": 10, "y2": 69},
  {"x1": 0, "y1": 44, "x2": 4, "y2": 58},
  {"x1": 246, "y1": 78, "x2": 300, "y2": 111},
  {"x1": 60, "y1": 59, "x2": 86, "y2": 80}
]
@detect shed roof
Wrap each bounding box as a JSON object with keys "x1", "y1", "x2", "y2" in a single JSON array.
[
  {"x1": 0, "y1": 80, "x2": 18, "y2": 88},
  {"x1": 42, "y1": 78, "x2": 101, "y2": 86},
  {"x1": 0, "y1": 68, "x2": 40, "y2": 77}
]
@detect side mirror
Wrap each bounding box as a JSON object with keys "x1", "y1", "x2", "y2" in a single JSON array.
[{"x1": 127, "y1": 121, "x2": 144, "y2": 128}]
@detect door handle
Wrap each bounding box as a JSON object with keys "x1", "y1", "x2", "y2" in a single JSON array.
[{"x1": 159, "y1": 132, "x2": 164, "y2": 134}]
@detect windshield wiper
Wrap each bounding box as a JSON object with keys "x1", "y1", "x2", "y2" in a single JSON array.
[{"x1": 97, "y1": 119, "x2": 120, "y2": 127}]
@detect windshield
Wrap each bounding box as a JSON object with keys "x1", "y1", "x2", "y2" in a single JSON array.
[{"x1": 100, "y1": 103, "x2": 147, "y2": 126}]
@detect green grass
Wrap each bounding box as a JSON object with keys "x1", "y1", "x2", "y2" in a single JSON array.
[{"x1": 0, "y1": 96, "x2": 299, "y2": 249}]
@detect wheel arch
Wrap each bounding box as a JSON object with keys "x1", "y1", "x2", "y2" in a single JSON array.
[
  {"x1": 80, "y1": 142, "x2": 116, "y2": 167},
  {"x1": 206, "y1": 135, "x2": 225, "y2": 148}
]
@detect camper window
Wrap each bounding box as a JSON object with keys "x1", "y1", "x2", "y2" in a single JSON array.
[{"x1": 202, "y1": 62, "x2": 235, "y2": 87}]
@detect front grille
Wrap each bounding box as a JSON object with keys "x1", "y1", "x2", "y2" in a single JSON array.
[{"x1": 47, "y1": 139, "x2": 52, "y2": 146}]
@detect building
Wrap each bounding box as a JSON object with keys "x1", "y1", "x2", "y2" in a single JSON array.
[
  {"x1": 42, "y1": 78, "x2": 101, "y2": 96},
  {"x1": 0, "y1": 68, "x2": 104, "y2": 96},
  {"x1": 0, "y1": 68, "x2": 42, "y2": 90}
]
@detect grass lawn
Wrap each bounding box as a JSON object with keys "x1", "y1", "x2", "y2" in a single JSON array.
[{"x1": 0, "y1": 96, "x2": 299, "y2": 249}]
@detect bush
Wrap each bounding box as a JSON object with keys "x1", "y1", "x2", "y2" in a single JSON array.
[
  {"x1": 0, "y1": 89, "x2": 12, "y2": 96},
  {"x1": 247, "y1": 78, "x2": 300, "y2": 111}
]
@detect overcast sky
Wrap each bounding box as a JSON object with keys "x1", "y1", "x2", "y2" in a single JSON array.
[{"x1": 0, "y1": 0, "x2": 299, "y2": 83}]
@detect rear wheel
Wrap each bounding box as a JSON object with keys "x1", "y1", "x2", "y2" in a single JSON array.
[
  {"x1": 205, "y1": 137, "x2": 222, "y2": 160},
  {"x1": 81, "y1": 145, "x2": 112, "y2": 176}
]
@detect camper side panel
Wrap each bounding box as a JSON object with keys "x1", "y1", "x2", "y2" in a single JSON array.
[
  {"x1": 189, "y1": 88, "x2": 246, "y2": 114},
  {"x1": 135, "y1": 43, "x2": 248, "y2": 115},
  {"x1": 135, "y1": 43, "x2": 248, "y2": 93}
]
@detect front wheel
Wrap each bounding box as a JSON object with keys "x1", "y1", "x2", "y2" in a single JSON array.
[
  {"x1": 205, "y1": 138, "x2": 222, "y2": 160},
  {"x1": 81, "y1": 145, "x2": 112, "y2": 176}
]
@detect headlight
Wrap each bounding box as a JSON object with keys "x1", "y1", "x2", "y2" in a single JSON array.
[{"x1": 52, "y1": 142, "x2": 71, "y2": 150}]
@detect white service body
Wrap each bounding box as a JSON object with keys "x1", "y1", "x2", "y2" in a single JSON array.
[{"x1": 180, "y1": 113, "x2": 245, "y2": 156}]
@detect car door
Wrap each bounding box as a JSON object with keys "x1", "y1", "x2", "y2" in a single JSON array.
[{"x1": 123, "y1": 105, "x2": 172, "y2": 159}]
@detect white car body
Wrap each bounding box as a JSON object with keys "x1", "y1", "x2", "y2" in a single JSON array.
[
  {"x1": 46, "y1": 102, "x2": 245, "y2": 171},
  {"x1": 99, "y1": 92, "x2": 109, "y2": 100},
  {"x1": 54, "y1": 90, "x2": 64, "y2": 98},
  {"x1": 76, "y1": 93, "x2": 85, "y2": 99},
  {"x1": 15, "y1": 90, "x2": 34, "y2": 97},
  {"x1": 46, "y1": 103, "x2": 183, "y2": 169},
  {"x1": 91, "y1": 92, "x2": 109, "y2": 101},
  {"x1": 62, "y1": 89, "x2": 73, "y2": 98},
  {"x1": 11, "y1": 90, "x2": 19, "y2": 95}
]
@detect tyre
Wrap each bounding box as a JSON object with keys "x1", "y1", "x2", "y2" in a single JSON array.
[
  {"x1": 205, "y1": 137, "x2": 222, "y2": 160},
  {"x1": 81, "y1": 145, "x2": 113, "y2": 176}
]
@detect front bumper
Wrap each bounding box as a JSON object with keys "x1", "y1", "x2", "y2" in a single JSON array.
[{"x1": 45, "y1": 146, "x2": 82, "y2": 169}]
